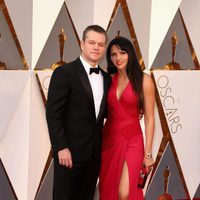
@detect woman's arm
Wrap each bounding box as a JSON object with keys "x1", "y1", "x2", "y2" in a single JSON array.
[{"x1": 143, "y1": 73, "x2": 155, "y2": 170}]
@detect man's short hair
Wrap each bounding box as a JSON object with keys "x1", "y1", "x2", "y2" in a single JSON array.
[{"x1": 82, "y1": 25, "x2": 107, "y2": 43}]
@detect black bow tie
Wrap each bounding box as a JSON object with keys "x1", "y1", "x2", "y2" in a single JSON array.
[{"x1": 89, "y1": 67, "x2": 100, "y2": 74}]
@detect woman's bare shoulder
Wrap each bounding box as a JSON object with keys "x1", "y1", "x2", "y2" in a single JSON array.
[{"x1": 143, "y1": 72, "x2": 155, "y2": 91}]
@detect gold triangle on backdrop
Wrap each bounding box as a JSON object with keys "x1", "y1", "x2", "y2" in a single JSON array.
[{"x1": 0, "y1": 0, "x2": 28, "y2": 69}]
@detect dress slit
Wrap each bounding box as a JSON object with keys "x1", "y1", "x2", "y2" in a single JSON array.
[{"x1": 118, "y1": 160, "x2": 130, "y2": 200}]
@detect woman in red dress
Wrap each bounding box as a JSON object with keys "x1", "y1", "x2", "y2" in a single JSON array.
[{"x1": 99, "y1": 37, "x2": 155, "y2": 200}]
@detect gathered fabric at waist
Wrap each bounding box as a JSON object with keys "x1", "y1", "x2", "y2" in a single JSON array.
[{"x1": 103, "y1": 118, "x2": 142, "y2": 141}]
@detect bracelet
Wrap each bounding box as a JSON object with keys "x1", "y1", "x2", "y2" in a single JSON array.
[{"x1": 145, "y1": 153, "x2": 152, "y2": 159}]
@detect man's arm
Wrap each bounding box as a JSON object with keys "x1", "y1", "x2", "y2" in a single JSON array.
[{"x1": 46, "y1": 67, "x2": 72, "y2": 167}]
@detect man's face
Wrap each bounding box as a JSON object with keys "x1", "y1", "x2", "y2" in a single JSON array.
[{"x1": 81, "y1": 30, "x2": 106, "y2": 66}]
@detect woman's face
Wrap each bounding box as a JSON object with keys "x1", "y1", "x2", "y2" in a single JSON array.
[{"x1": 110, "y1": 45, "x2": 128, "y2": 71}]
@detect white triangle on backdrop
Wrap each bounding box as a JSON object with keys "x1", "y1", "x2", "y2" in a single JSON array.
[
  {"x1": 180, "y1": 0, "x2": 200, "y2": 66},
  {"x1": 4, "y1": 0, "x2": 32, "y2": 68},
  {"x1": 32, "y1": 0, "x2": 64, "y2": 69},
  {"x1": 153, "y1": 70, "x2": 200, "y2": 199},
  {"x1": 0, "y1": 72, "x2": 32, "y2": 200},
  {"x1": 148, "y1": 0, "x2": 182, "y2": 70},
  {"x1": 0, "y1": 71, "x2": 30, "y2": 141},
  {"x1": 93, "y1": 0, "x2": 116, "y2": 30},
  {"x1": 0, "y1": 71, "x2": 51, "y2": 200},
  {"x1": 126, "y1": 0, "x2": 152, "y2": 69},
  {"x1": 28, "y1": 72, "x2": 51, "y2": 200}
]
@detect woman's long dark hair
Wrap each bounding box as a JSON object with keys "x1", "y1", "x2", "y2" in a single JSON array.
[{"x1": 107, "y1": 36, "x2": 144, "y2": 113}]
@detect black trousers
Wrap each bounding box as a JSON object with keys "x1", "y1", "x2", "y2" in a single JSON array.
[{"x1": 53, "y1": 158, "x2": 100, "y2": 200}]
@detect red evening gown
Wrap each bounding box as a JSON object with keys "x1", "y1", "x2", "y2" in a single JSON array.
[{"x1": 99, "y1": 73, "x2": 144, "y2": 200}]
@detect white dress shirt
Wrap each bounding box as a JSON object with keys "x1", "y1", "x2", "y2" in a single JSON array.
[{"x1": 80, "y1": 56, "x2": 104, "y2": 118}]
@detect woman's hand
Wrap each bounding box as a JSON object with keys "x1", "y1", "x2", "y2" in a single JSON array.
[{"x1": 143, "y1": 157, "x2": 154, "y2": 173}]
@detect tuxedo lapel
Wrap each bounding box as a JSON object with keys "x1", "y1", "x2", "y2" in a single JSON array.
[
  {"x1": 75, "y1": 59, "x2": 95, "y2": 113},
  {"x1": 96, "y1": 68, "x2": 110, "y2": 122}
]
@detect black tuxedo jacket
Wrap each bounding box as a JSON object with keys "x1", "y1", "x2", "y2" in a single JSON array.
[{"x1": 46, "y1": 58, "x2": 111, "y2": 162}]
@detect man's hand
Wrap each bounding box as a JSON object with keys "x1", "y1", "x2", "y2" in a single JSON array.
[{"x1": 58, "y1": 148, "x2": 73, "y2": 168}]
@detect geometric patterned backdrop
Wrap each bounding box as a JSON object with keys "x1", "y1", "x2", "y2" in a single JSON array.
[{"x1": 0, "y1": 0, "x2": 200, "y2": 199}]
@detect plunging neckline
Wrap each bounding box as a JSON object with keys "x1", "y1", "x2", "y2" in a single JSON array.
[{"x1": 115, "y1": 74, "x2": 129, "y2": 102}]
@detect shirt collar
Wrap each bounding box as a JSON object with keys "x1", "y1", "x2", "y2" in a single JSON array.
[{"x1": 80, "y1": 56, "x2": 98, "y2": 75}]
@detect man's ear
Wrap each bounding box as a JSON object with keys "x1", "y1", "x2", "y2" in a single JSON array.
[{"x1": 80, "y1": 40, "x2": 84, "y2": 51}]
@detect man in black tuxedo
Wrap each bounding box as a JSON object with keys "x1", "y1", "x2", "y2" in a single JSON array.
[{"x1": 46, "y1": 25, "x2": 111, "y2": 200}]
